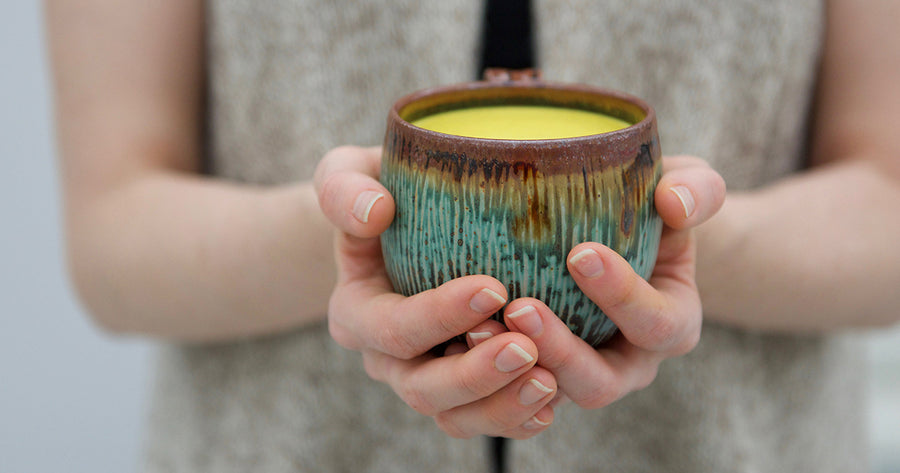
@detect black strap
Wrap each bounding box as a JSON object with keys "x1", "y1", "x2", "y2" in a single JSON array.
[
  {"x1": 488, "y1": 435, "x2": 508, "y2": 473},
  {"x1": 478, "y1": 0, "x2": 536, "y2": 75},
  {"x1": 478, "y1": 3, "x2": 534, "y2": 470}
]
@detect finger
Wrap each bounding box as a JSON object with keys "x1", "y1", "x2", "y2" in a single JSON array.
[
  {"x1": 656, "y1": 159, "x2": 726, "y2": 231},
  {"x1": 504, "y1": 299, "x2": 663, "y2": 409},
  {"x1": 313, "y1": 145, "x2": 382, "y2": 190},
  {"x1": 329, "y1": 274, "x2": 508, "y2": 358},
  {"x1": 465, "y1": 319, "x2": 509, "y2": 349},
  {"x1": 565, "y1": 243, "x2": 701, "y2": 354},
  {"x1": 314, "y1": 145, "x2": 395, "y2": 238},
  {"x1": 549, "y1": 392, "x2": 570, "y2": 408},
  {"x1": 514, "y1": 404, "x2": 555, "y2": 437},
  {"x1": 363, "y1": 333, "x2": 541, "y2": 418},
  {"x1": 585, "y1": 335, "x2": 666, "y2": 408},
  {"x1": 444, "y1": 341, "x2": 468, "y2": 356},
  {"x1": 433, "y1": 366, "x2": 557, "y2": 439},
  {"x1": 661, "y1": 154, "x2": 711, "y2": 173},
  {"x1": 504, "y1": 299, "x2": 616, "y2": 405}
]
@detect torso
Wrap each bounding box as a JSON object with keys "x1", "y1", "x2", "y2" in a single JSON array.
[{"x1": 144, "y1": 1, "x2": 867, "y2": 471}]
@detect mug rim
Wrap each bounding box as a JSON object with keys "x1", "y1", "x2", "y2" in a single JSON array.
[{"x1": 388, "y1": 80, "x2": 657, "y2": 148}]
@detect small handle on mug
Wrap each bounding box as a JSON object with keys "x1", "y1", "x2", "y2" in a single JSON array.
[{"x1": 483, "y1": 68, "x2": 543, "y2": 83}]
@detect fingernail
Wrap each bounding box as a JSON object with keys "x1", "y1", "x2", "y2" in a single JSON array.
[
  {"x1": 569, "y1": 248, "x2": 604, "y2": 278},
  {"x1": 507, "y1": 305, "x2": 543, "y2": 336},
  {"x1": 523, "y1": 415, "x2": 551, "y2": 430},
  {"x1": 352, "y1": 191, "x2": 384, "y2": 223},
  {"x1": 519, "y1": 379, "x2": 555, "y2": 405},
  {"x1": 467, "y1": 331, "x2": 493, "y2": 345},
  {"x1": 469, "y1": 288, "x2": 506, "y2": 314},
  {"x1": 494, "y1": 343, "x2": 534, "y2": 373},
  {"x1": 669, "y1": 185, "x2": 696, "y2": 218}
]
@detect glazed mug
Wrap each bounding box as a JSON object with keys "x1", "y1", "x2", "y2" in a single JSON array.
[{"x1": 379, "y1": 71, "x2": 663, "y2": 347}]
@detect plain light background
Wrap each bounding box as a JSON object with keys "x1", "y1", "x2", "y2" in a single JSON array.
[
  {"x1": 2, "y1": 3, "x2": 898, "y2": 472},
  {"x1": 0, "y1": 4, "x2": 153, "y2": 473}
]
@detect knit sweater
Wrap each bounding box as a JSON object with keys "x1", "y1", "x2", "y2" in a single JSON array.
[{"x1": 144, "y1": 1, "x2": 867, "y2": 471}]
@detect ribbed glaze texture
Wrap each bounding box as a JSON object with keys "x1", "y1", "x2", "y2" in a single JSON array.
[{"x1": 380, "y1": 126, "x2": 662, "y2": 347}]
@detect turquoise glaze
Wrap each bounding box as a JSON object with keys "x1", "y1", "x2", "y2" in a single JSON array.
[{"x1": 380, "y1": 82, "x2": 663, "y2": 347}]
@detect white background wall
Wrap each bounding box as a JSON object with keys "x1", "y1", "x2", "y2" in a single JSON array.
[
  {"x1": 1, "y1": 4, "x2": 151, "y2": 473},
  {"x1": 1, "y1": 3, "x2": 897, "y2": 472}
]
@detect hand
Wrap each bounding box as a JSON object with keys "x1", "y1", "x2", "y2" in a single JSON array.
[
  {"x1": 502, "y1": 155, "x2": 726, "y2": 409},
  {"x1": 315, "y1": 146, "x2": 558, "y2": 439}
]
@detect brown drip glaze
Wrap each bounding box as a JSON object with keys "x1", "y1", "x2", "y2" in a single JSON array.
[{"x1": 388, "y1": 80, "x2": 657, "y2": 175}]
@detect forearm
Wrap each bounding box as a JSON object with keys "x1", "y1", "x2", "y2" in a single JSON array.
[
  {"x1": 66, "y1": 171, "x2": 335, "y2": 342},
  {"x1": 696, "y1": 159, "x2": 900, "y2": 332}
]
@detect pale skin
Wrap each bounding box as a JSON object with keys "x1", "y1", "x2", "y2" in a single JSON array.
[
  {"x1": 47, "y1": 0, "x2": 336, "y2": 341},
  {"x1": 48, "y1": 0, "x2": 900, "y2": 442},
  {"x1": 315, "y1": 0, "x2": 900, "y2": 439},
  {"x1": 316, "y1": 149, "x2": 725, "y2": 438},
  {"x1": 695, "y1": 0, "x2": 900, "y2": 331}
]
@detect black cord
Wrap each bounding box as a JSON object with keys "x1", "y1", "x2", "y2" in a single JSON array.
[
  {"x1": 478, "y1": 3, "x2": 535, "y2": 471},
  {"x1": 477, "y1": 0, "x2": 536, "y2": 76},
  {"x1": 489, "y1": 435, "x2": 508, "y2": 473}
]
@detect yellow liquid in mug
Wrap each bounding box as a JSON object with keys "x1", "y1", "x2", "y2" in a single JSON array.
[{"x1": 410, "y1": 105, "x2": 631, "y2": 140}]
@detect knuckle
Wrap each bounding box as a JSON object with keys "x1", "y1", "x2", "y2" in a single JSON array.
[
  {"x1": 606, "y1": 273, "x2": 639, "y2": 313},
  {"x1": 312, "y1": 152, "x2": 335, "y2": 189},
  {"x1": 642, "y1": 312, "x2": 679, "y2": 350},
  {"x1": 632, "y1": 365, "x2": 660, "y2": 392},
  {"x1": 361, "y1": 355, "x2": 384, "y2": 382},
  {"x1": 456, "y1": 367, "x2": 496, "y2": 399},
  {"x1": 398, "y1": 385, "x2": 439, "y2": 416},
  {"x1": 436, "y1": 312, "x2": 468, "y2": 340},
  {"x1": 540, "y1": 346, "x2": 573, "y2": 372},
  {"x1": 317, "y1": 173, "x2": 346, "y2": 216},
  {"x1": 327, "y1": 318, "x2": 359, "y2": 350},
  {"x1": 433, "y1": 413, "x2": 474, "y2": 439},
  {"x1": 585, "y1": 389, "x2": 615, "y2": 410},
  {"x1": 322, "y1": 145, "x2": 361, "y2": 166},
  {"x1": 706, "y1": 167, "x2": 728, "y2": 194},
  {"x1": 376, "y1": 324, "x2": 420, "y2": 360},
  {"x1": 481, "y1": 405, "x2": 516, "y2": 433},
  {"x1": 575, "y1": 376, "x2": 622, "y2": 410},
  {"x1": 534, "y1": 337, "x2": 577, "y2": 372},
  {"x1": 672, "y1": 326, "x2": 701, "y2": 356}
]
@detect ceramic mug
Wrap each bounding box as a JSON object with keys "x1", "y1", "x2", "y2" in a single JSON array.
[{"x1": 379, "y1": 71, "x2": 662, "y2": 347}]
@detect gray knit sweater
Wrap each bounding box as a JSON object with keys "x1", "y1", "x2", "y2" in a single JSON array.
[{"x1": 144, "y1": 1, "x2": 867, "y2": 471}]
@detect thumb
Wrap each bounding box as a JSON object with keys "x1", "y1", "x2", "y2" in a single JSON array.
[{"x1": 314, "y1": 145, "x2": 395, "y2": 238}]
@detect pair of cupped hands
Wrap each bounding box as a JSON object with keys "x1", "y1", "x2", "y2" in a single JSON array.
[{"x1": 314, "y1": 146, "x2": 726, "y2": 439}]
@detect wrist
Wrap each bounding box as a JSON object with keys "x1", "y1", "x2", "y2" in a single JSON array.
[{"x1": 693, "y1": 192, "x2": 755, "y2": 322}]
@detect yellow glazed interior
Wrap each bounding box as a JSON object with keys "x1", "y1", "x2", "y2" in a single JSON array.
[{"x1": 410, "y1": 104, "x2": 630, "y2": 140}]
